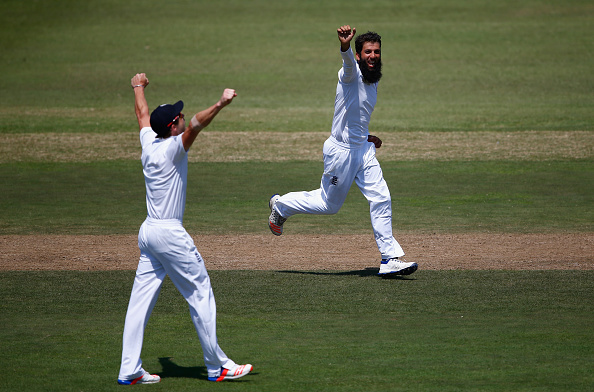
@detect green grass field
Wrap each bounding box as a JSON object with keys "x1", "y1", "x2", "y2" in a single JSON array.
[
  {"x1": 1, "y1": 270, "x2": 593, "y2": 392},
  {"x1": 1, "y1": 0, "x2": 593, "y2": 133},
  {"x1": 0, "y1": 160, "x2": 592, "y2": 235},
  {"x1": 0, "y1": 0, "x2": 593, "y2": 391}
]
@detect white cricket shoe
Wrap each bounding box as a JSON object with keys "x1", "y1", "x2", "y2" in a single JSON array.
[
  {"x1": 208, "y1": 364, "x2": 253, "y2": 382},
  {"x1": 378, "y1": 257, "x2": 418, "y2": 276},
  {"x1": 268, "y1": 194, "x2": 286, "y2": 236},
  {"x1": 117, "y1": 370, "x2": 161, "y2": 385}
]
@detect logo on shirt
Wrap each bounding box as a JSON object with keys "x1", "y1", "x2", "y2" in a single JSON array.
[{"x1": 330, "y1": 176, "x2": 339, "y2": 186}]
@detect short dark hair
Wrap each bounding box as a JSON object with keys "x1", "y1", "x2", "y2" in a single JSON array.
[{"x1": 355, "y1": 31, "x2": 382, "y2": 55}]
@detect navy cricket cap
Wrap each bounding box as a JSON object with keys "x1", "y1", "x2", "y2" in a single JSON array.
[{"x1": 150, "y1": 100, "x2": 184, "y2": 137}]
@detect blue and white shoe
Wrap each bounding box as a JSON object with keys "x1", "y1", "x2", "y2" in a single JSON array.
[
  {"x1": 117, "y1": 370, "x2": 161, "y2": 385},
  {"x1": 208, "y1": 364, "x2": 253, "y2": 382},
  {"x1": 378, "y1": 258, "x2": 418, "y2": 276}
]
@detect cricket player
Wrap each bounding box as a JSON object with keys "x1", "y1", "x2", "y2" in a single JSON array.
[
  {"x1": 117, "y1": 73, "x2": 252, "y2": 385},
  {"x1": 268, "y1": 25, "x2": 418, "y2": 276}
]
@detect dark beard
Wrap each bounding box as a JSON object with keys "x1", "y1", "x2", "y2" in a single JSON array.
[{"x1": 358, "y1": 58, "x2": 382, "y2": 84}]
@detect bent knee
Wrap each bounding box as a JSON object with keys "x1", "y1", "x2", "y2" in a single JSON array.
[{"x1": 322, "y1": 201, "x2": 342, "y2": 215}]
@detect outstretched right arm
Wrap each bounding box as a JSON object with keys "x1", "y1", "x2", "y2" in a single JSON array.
[{"x1": 131, "y1": 73, "x2": 150, "y2": 130}]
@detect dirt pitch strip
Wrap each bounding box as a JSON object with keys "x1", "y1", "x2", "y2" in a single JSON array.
[{"x1": 1, "y1": 233, "x2": 592, "y2": 271}]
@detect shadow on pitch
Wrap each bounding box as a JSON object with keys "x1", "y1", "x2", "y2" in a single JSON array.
[{"x1": 277, "y1": 268, "x2": 416, "y2": 280}]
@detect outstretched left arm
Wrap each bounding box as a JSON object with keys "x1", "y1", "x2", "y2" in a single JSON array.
[{"x1": 181, "y1": 88, "x2": 237, "y2": 151}]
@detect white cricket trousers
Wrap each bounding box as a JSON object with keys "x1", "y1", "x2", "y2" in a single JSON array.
[
  {"x1": 275, "y1": 137, "x2": 404, "y2": 260},
  {"x1": 118, "y1": 218, "x2": 235, "y2": 381}
]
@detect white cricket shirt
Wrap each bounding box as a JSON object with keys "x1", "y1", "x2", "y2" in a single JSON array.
[
  {"x1": 139, "y1": 127, "x2": 188, "y2": 221},
  {"x1": 331, "y1": 48, "x2": 378, "y2": 147}
]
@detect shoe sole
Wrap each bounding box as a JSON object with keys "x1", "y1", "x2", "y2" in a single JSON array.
[
  {"x1": 117, "y1": 376, "x2": 160, "y2": 385},
  {"x1": 378, "y1": 263, "x2": 418, "y2": 276}
]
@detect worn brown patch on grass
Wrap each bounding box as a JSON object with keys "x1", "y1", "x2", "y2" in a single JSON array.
[{"x1": 1, "y1": 131, "x2": 592, "y2": 162}]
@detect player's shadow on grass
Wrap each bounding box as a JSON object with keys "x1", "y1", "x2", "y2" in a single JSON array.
[
  {"x1": 157, "y1": 357, "x2": 206, "y2": 380},
  {"x1": 157, "y1": 357, "x2": 256, "y2": 382},
  {"x1": 278, "y1": 268, "x2": 416, "y2": 279}
]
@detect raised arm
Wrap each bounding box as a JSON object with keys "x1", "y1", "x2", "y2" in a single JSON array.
[
  {"x1": 337, "y1": 25, "x2": 358, "y2": 83},
  {"x1": 181, "y1": 88, "x2": 237, "y2": 151},
  {"x1": 131, "y1": 73, "x2": 150, "y2": 130},
  {"x1": 337, "y1": 25, "x2": 356, "y2": 52}
]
